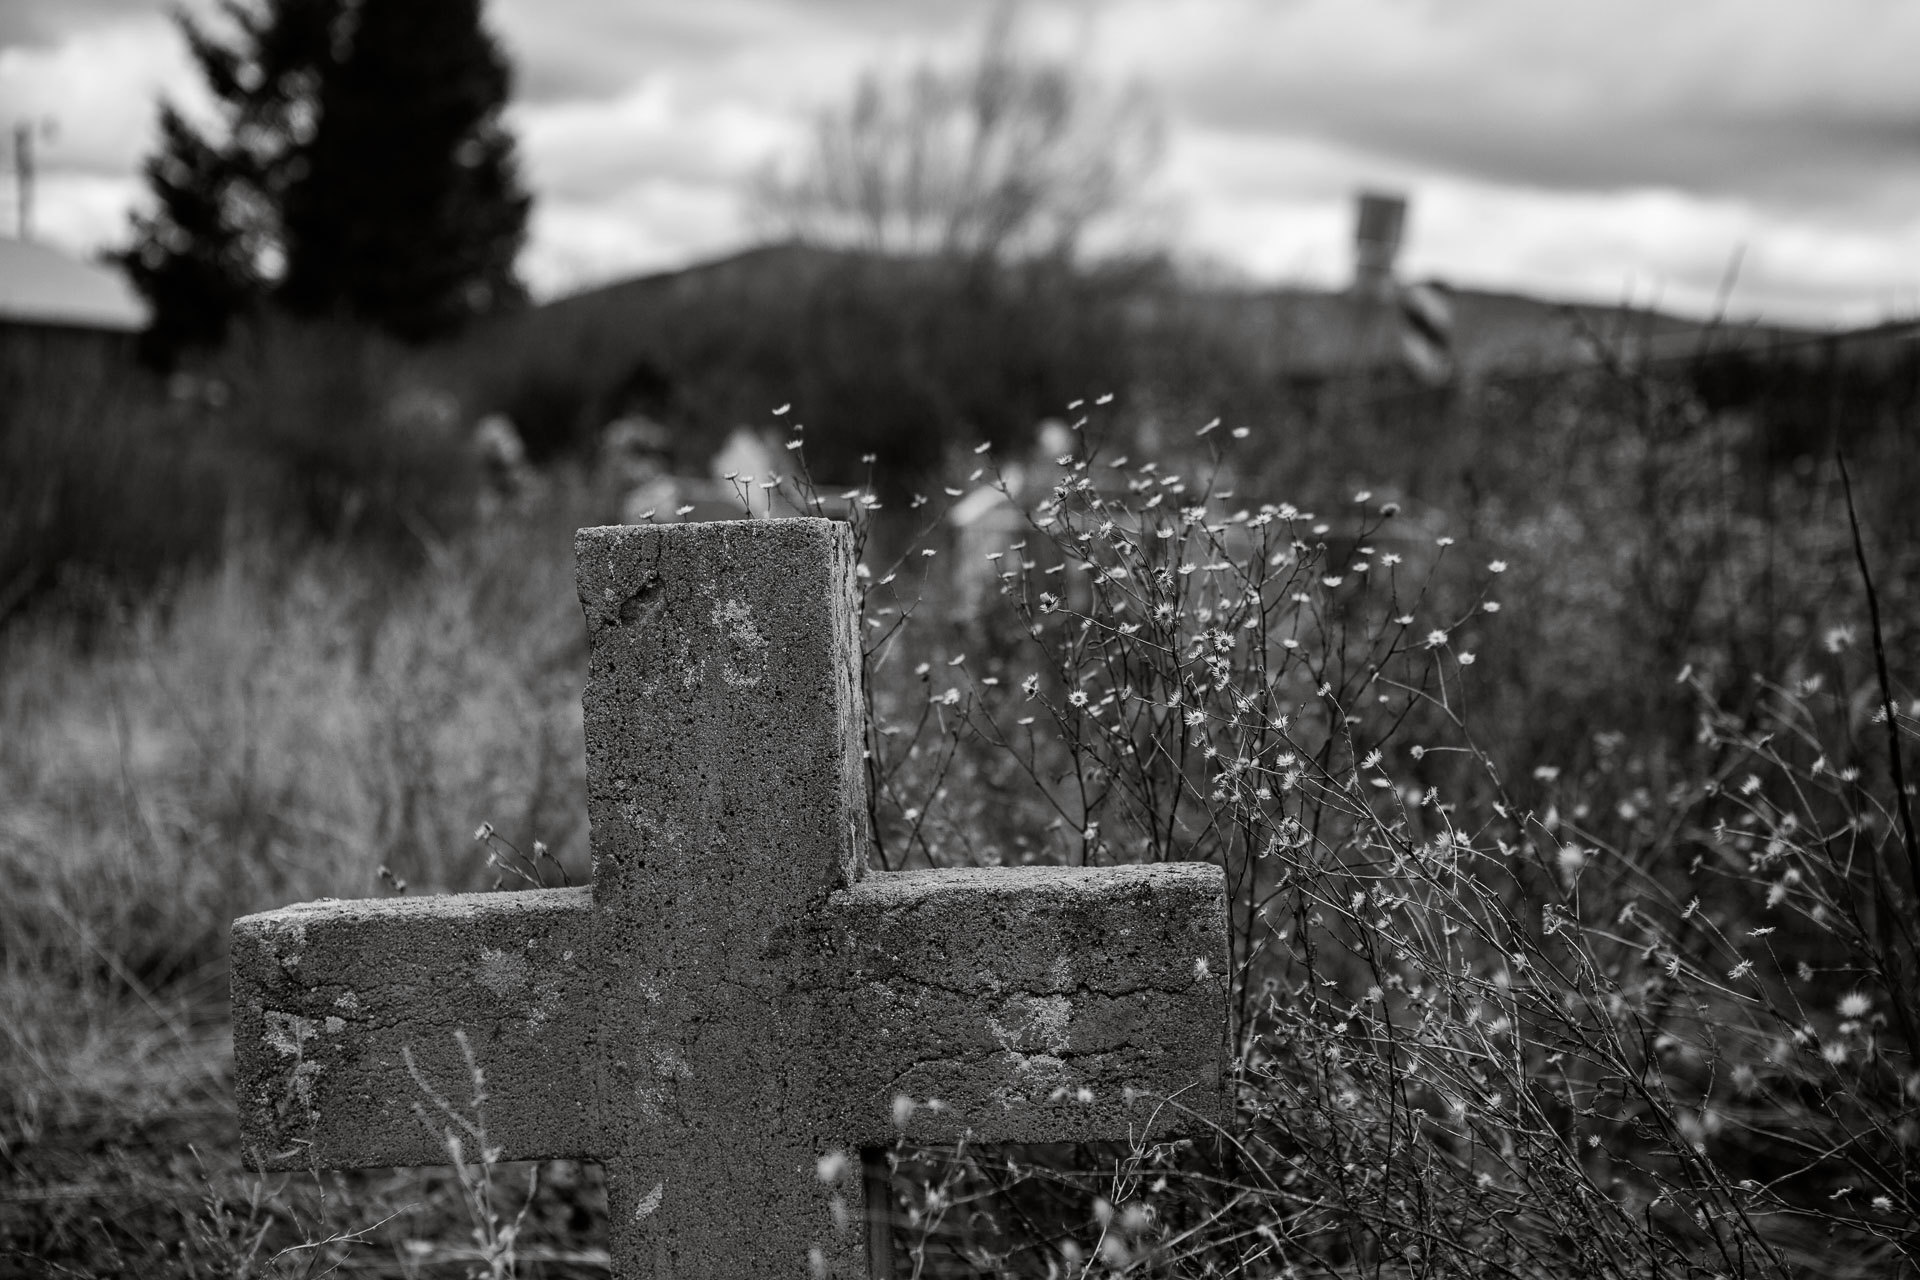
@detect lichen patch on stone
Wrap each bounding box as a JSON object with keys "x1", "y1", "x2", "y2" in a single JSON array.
[
  {"x1": 475, "y1": 946, "x2": 531, "y2": 998},
  {"x1": 711, "y1": 598, "x2": 769, "y2": 688},
  {"x1": 264, "y1": 1010, "x2": 318, "y2": 1058},
  {"x1": 526, "y1": 977, "x2": 564, "y2": 1031},
  {"x1": 288, "y1": 1059, "x2": 323, "y2": 1108},
  {"x1": 271, "y1": 918, "x2": 307, "y2": 971},
  {"x1": 990, "y1": 994, "x2": 1072, "y2": 1055}
]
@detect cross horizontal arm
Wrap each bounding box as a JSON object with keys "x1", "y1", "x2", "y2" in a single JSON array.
[
  {"x1": 231, "y1": 887, "x2": 597, "y2": 1170},
  {"x1": 815, "y1": 862, "x2": 1229, "y2": 1147}
]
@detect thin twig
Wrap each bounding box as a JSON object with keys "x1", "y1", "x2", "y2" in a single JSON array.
[{"x1": 1837, "y1": 451, "x2": 1920, "y2": 898}]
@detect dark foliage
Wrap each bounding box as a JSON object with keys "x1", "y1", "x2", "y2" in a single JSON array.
[
  {"x1": 0, "y1": 345, "x2": 232, "y2": 630},
  {"x1": 119, "y1": 105, "x2": 256, "y2": 363},
  {"x1": 452, "y1": 248, "x2": 1170, "y2": 488},
  {"x1": 118, "y1": 0, "x2": 528, "y2": 364},
  {"x1": 278, "y1": 0, "x2": 528, "y2": 340},
  {"x1": 0, "y1": 319, "x2": 479, "y2": 632}
]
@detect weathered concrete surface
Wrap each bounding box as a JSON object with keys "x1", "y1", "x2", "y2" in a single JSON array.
[
  {"x1": 230, "y1": 519, "x2": 1230, "y2": 1280},
  {"x1": 578, "y1": 520, "x2": 876, "y2": 1278},
  {"x1": 817, "y1": 864, "x2": 1228, "y2": 1146},
  {"x1": 230, "y1": 887, "x2": 595, "y2": 1168}
]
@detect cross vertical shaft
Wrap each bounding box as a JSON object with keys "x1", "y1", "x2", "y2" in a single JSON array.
[{"x1": 577, "y1": 519, "x2": 872, "y2": 1276}]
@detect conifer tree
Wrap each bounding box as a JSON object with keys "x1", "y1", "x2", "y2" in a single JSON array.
[
  {"x1": 121, "y1": 0, "x2": 338, "y2": 360},
  {"x1": 121, "y1": 0, "x2": 529, "y2": 360},
  {"x1": 121, "y1": 103, "x2": 255, "y2": 361},
  {"x1": 278, "y1": 0, "x2": 528, "y2": 340}
]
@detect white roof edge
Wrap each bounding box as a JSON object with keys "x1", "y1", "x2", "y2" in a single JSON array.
[{"x1": 0, "y1": 237, "x2": 150, "y2": 333}]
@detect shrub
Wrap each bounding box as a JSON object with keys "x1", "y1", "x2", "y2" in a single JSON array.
[
  {"x1": 858, "y1": 406, "x2": 1918, "y2": 1277},
  {"x1": 214, "y1": 317, "x2": 481, "y2": 544},
  {"x1": 0, "y1": 344, "x2": 232, "y2": 629}
]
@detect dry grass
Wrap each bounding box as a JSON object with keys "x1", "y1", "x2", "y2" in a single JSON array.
[
  {"x1": 0, "y1": 497, "x2": 605, "y2": 1276},
  {"x1": 3, "y1": 363, "x2": 1915, "y2": 1276},
  {"x1": 855, "y1": 392, "x2": 1918, "y2": 1279}
]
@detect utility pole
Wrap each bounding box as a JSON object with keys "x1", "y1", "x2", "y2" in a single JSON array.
[{"x1": 9, "y1": 117, "x2": 55, "y2": 241}]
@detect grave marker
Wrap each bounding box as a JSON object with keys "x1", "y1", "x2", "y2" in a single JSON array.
[{"x1": 232, "y1": 518, "x2": 1229, "y2": 1278}]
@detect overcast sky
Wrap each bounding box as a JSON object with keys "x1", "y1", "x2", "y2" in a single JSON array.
[{"x1": 2, "y1": 0, "x2": 1916, "y2": 326}]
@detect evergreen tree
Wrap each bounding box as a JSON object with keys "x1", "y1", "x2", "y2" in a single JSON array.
[
  {"x1": 279, "y1": 0, "x2": 528, "y2": 339},
  {"x1": 120, "y1": 103, "x2": 254, "y2": 362},
  {"x1": 121, "y1": 0, "x2": 529, "y2": 360},
  {"x1": 121, "y1": 0, "x2": 339, "y2": 360}
]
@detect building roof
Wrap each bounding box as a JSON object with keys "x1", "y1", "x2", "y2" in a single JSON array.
[{"x1": 0, "y1": 237, "x2": 149, "y2": 333}]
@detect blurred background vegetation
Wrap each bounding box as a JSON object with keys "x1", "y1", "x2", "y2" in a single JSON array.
[{"x1": 2, "y1": 1, "x2": 1916, "y2": 1275}]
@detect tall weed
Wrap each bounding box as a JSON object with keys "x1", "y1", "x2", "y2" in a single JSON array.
[{"x1": 859, "y1": 402, "x2": 1917, "y2": 1277}]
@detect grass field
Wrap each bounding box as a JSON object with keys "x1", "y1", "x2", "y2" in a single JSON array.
[
  {"x1": 3, "y1": 333, "x2": 1917, "y2": 1276},
  {"x1": 0, "y1": 492, "x2": 612, "y2": 1273}
]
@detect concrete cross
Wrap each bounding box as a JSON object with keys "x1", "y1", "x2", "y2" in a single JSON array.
[{"x1": 231, "y1": 519, "x2": 1228, "y2": 1278}]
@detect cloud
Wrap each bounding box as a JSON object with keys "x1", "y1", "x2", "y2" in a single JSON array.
[
  {"x1": 523, "y1": 178, "x2": 747, "y2": 297},
  {"x1": 4, "y1": 0, "x2": 1914, "y2": 323},
  {"x1": 0, "y1": 0, "x2": 172, "y2": 49},
  {"x1": 507, "y1": 75, "x2": 799, "y2": 294},
  {"x1": 1085, "y1": 0, "x2": 1920, "y2": 320},
  {"x1": 1113, "y1": 0, "x2": 1920, "y2": 220},
  {"x1": 29, "y1": 171, "x2": 145, "y2": 259},
  {"x1": 1176, "y1": 166, "x2": 1920, "y2": 326},
  {"x1": 0, "y1": 18, "x2": 203, "y2": 172},
  {"x1": 0, "y1": 14, "x2": 208, "y2": 253},
  {"x1": 488, "y1": 0, "x2": 994, "y2": 106},
  {"x1": 516, "y1": 79, "x2": 794, "y2": 198},
  {"x1": 490, "y1": 0, "x2": 1000, "y2": 295}
]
